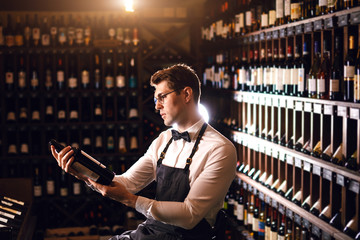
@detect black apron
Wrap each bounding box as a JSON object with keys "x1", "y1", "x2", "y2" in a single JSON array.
[{"x1": 110, "y1": 123, "x2": 212, "y2": 240}]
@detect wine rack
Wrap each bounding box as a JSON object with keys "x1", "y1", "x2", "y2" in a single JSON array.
[{"x1": 201, "y1": 1, "x2": 360, "y2": 239}]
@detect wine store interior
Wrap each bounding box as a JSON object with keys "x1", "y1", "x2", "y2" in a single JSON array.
[{"x1": 2, "y1": 0, "x2": 360, "y2": 239}]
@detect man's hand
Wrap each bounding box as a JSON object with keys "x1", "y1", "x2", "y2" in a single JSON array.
[
  {"x1": 88, "y1": 179, "x2": 138, "y2": 208},
  {"x1": 50, "y1": 145, "x2": 88, "y2": 182}
]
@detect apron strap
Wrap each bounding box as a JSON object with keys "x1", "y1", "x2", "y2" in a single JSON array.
[
  {"x1": 157, "y1": 137, "x2": 173, "y2": 166},
  {"x1": 184, "y1": 123, "x2": 208, "y2": 171}
]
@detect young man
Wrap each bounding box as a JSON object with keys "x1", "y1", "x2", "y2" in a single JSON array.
[{"x1": 51, "y1": 64, "x2": 237, "y2": 239}]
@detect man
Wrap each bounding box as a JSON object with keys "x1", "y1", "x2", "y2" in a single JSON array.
[{"x1": 51, "y1": 64, "x2": 237, "y2": 239}]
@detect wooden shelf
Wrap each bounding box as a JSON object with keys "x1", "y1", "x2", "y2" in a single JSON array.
[{"x1": 237, "y1": 173, "x2": 353, "y2": 240}]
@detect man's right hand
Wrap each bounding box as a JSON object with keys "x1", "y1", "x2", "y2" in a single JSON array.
[{"x1": 50, "y1": 145, "x2": 89, "y2": 182}]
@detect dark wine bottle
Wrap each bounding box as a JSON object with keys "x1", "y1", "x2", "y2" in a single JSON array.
[{"x1": 49, "y1": 139, "x2": 115, "y2": 185}]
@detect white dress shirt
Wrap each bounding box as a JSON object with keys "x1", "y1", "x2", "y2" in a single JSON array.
[{"x1": 115, "y1": 118, "x2": 237, "y2": 229}]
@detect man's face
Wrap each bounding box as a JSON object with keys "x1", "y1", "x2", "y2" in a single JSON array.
[{"x1": 153, "y1": 81, "x2": 185, "y2": 127}]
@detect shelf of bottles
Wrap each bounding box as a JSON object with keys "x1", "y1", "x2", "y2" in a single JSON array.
[
  {"x1": 200, "y1": 0, "x2": 360, "y2": 239},
  {"x1": 0, "y1": 12, "x2": 156, "y2": 235}
]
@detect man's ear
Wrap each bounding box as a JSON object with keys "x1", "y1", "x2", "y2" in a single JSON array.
[{"x1": 183, "y1": 87, "x2": 193, "y2": 103}]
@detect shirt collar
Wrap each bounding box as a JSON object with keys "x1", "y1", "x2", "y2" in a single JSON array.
[{"x1": 173, "y1": 118, "x2": 205, "y2": 142}]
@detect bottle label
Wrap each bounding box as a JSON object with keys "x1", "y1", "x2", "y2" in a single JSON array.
[
  {"x1": 95, "y1": 107, "x2": 102, "y2": 116},
  {"x1": 24, "y1": 26, "x2": 31, "y2": 41},
  {"x1": 252, "y1": 218, "x2": 259, "y2": 231},
  {"x1": 46, "y1": 105, "x2": 53, "y2": 115},
  {"x1": 58, "y1": 110, "x2": 65, "y2": 119},
  {"x1": 328, "y1": 0, "x2": 336, "y2": 7},
  {"x1": 75, "y1": 28, "x2": 84, "y2": 44},
  {"x1": 15, "y1": 35, "x2": 24, "y2": 46},
  {"x1": 57, "y1": 71, "x2": 65, "y2": 83},
  {"x1": 330, "y1": 78, "x2": 339, "y2": 92},
  {"x1": 291, "y1": 3, "x2": 301, "y2": 20},
  {"x1": 60, "y1": 187, "x2": 68, "y2": 197},
  {"x1": 319, "y1": 0, "x2": 328, "y2": 6},
  {"x1": 96, "y1": 136, "x2": 103, "y2": 148},
  {"x1": 32, "y1": 28, "x2": 40, "y2": 40},
  {"x1": 58, "y1": 29, "x2": 67, "y2": 44},
  {"x1": 50, "y1": 27, "x2": 57, "y2": 35},
  {"x1": 32, "y1": 110, "x2": 40, "y2": 120},
  {"x1": 20, "y1": 108, "x2": 27, "y2": 119},
  {"x1": 105, "y1": 76, "x2": 114, "y2": 88},
  {"x1": 18, "y1": 71, "x2": 26, "y2": 88},
  {"x1": 73, "y1": 182, "x2": 81, "y2": 195},
  {"x1": 278, "y1": 236, "x2": 285, "y2": 240},
  {"x1": 239, "y1": 13, "x2": 245, "y2": 29},
  {"x1": 248, "y1": 212, "x2": 253, "y2": 225},
  {"x1": 34, "y1": 185, "x2": 42, "y2": 197},
  {"x1": 68, "y1": 77, "x2": 77, "y2": 88},
  {"x1": 258, "y1": 220, "x2": 265, "y2": 236},
  {"x1": 261, "y1": 13, "x2": 269, "y2": 28},
  {"x1": 298, "y1": 67, "x2": 305, "y2": 91},
  {"x1": 46, "y1": 180, "x2": 55, "y2": 195},
  {"x1": 116, "y1": 75, "x2": 126, "y2": 88},
  {"x1": 82, "y1": 70, "x2": 90, "y2": 85},
  {"x1": 31, "y1": 77, "x2": 39, "y2": 88},
  {"x1": 276, "y1": 0, "x2": 284, "y2": 18},
  {"x1": 283, "y1": 68, "x2": 291, "y2": 85},
  {"x1": 277, "y1": 68, "x2": 284, "y2": 90},
  {"x1": 257, "y1": 68, "x2": 263, "y2": 85},
  {"x1": 265, "y1": 68, "x2": 272, "y2": 85},
  {"x1": 237, "y1": 204, "x2": 244, "y2": 220},
  {"x1": 42, "y1": 34, "x2": 50, "y2": 46},
  {"x1": 355, "y1": 75, "x2": 360, "y2": 101},
  {"x1": 317, "y1": 77, "x2": 326, "y2": 94},
  {"x1": 20, "y1": 143, "x2": 29, "y2": 154},
  {"x1": 246, "y1": 11, "x2": 252, "y2": 27},
  {"x1": 291, "y1": 68, "x2": 298, "y2": 85},
  {"x1": 265, "y1": 226, "x2": 271, "y2": 240},
  {"x1": 72, "y1": 161, "x2": 100, "y2": 182},
  {"x1": 344, "y1": 65, "x2": 355, "y2": 78},
  {"x1": 6, "y1": 72, "x2": 14, "y2": 84},
  {"x1": 6, "y1": 35, "x2": 15, "y2": 47},
  {"x1": 308, "y1": 77, "x2": 316, "y2": 92},
  {"x1": 70, "y1": 110, "x2": 78, "y2": 119},
  {"x1": 7, "y1": 111, "x2": 15, "y2": 121},
  {"x1": 269, "y1": 10, "x2": 276, "y2": 26},
  {"x1": 284, "y1": 0, "x2": 291, "y2": 16}
]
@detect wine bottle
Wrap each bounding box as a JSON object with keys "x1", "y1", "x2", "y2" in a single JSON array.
[
  {"x1": 344, "y1": 36, "x2": 356, "y2": 102},
  {"x1": 59, "y1": 170, "x2": 69, "y2": 197},
  {"x1": 276, "y1": 0, "x2": 285, "y2": 26},
  {"x1": 301, "y1": 139, "x2": 311, "y2": 155},
  {"x1": 318, "y1": 204, "x2": 331, "y2": 222},
  {"x1": 33, "y1": 166, "x2": 42, "y2": 198},
  {"x1": 56, "y1": 54, "x2": 65, "y2": 90},
  {"x1": 67, "y1": 14, "x2": 75, "y2": 47},
  {"x1": 276, "y1": 180, "x2": 287, "y2": 197},
  {"x1": 309, "y1": 41, "x2": 321, "y2": 98},
  {"x1": 301, "y1": 195, "x2": 311, "y2": 211},
  {"x1": 330, "y1": 36, "x2": 342, "y2": 100},
  {"x1": 82, "y1": 126, "x2": 92, "y2": 153},
  {"x1": 253, "y1": 197, "x2": 260, "y2": 239},
  {"x1": 343, "y1": 217, "x2": 357, "y2": 238},
  {"x1": 19, "y1": 129, "x2": 29, "y2": 155},
  {"x1": 49, "y1": 139, "x2": 115, "y2": 185},
  {"x1": 44, "y1": 55, "x2": 53, "y2": 91},
  {"x1": 30, "y1": 54, "x2": 39, "y2": 91},
  {"x1": 94, "y1": 95, "x2": 103, "y2": 122},
  {"x1": 106, "y1": 126, "x2": 115, "y2": 153},
  {"x1": 75, "y1": 15, "x2": 84, "y2": 46},
  {"x1": 32, "y1": 14, "x2": 41, "y2": 47},
  {"x1": 318, "y1": 40, "x2": 330, "y2": 99},
  {"x1": 344, "y1": 0, "x2": 354, "y2": 9},
  {"x1": 68, "y1": 55, "x2": 78, "y2": 90},
  {"x1": 321, "y1": 144, "x2": 332, "y2": 161},
  {"x1": 284, "y1": 186, "x2": 293, "y2": 200},
  {"x1": 116, "y1": 53, "x2": 126, "y2": 89},
  {"x1": 129, "y1": 92, "x2": 139, "y2": 120},
  {"x1": 69, "y1": 96, "x2": 79, "y2": 122},
  {"x1": 284, "y1": 45, "x2": 293, "y2": 95},
  {"x1": 57, "y1": 96, "x2": 66, "y2": 122},
  {"x1": 81, "y1": 53, "x2": 90, "y2": 89},
  {"x1": 58, "y1": 15, "x2": 67, "y2": 46},
  {"x1": 5, "y1": 14, "x2": 14, "y2": 48},
  {"x1": 311, "y1": 140, "x2": 322, "y2": 158},
  {"x1": 5, "y1": 54, "x2": 15, "y2": 91},
  {"x1": 31, "y1": 97, "x2": 40, "y2": 122},
  {"x1": 129, "y1": 56, "x2": 137, "y2": 88},
  {"x1": 46, "y1": 164, "x2": 55, "y2": 196},
  {"x1": 310, "y1": 200, "x2": 320, "y2": 216},
  {"x1": 292, "y1": 190, "x2": 302, "y2": 206},
  {"x1": 23, "y1": 14, "x2": 31, "y2": 47},
  {"x1": 106, "y1": 95, "x2": 115, "y2": 121},
  {"x1": 18, "y1": 97, "x2": 28, "y2": 123},
  {"x1": 94, "y1": 127, "x2": 103, "y2": 154},
  {"x1": 105, "y1": 54, "x2": 115, "y2": 89},
  {"x1": 81, "y1": 94, "x2": 91, "y2": 122},
  {"x1": 118, "y1": 126, "x2": 127, "y2": 153},
  {"x1": 41, "y1": 16, "x2": 50, "y2": 47},
  {"x1": 247, "y1": 195, "x2": 254, "y2": 231},
  {"x1": 329, "y1": 209, "x2": 342, "y2": 230},
  {"x1": 94, "y1": 53, "x2": 102, "y2": 89},
  {"x1": 14, "y1": 15, "x2": 24, "y2": 47},
  {"x1": 345, "y1": 150, "x2": 357, "y2": 170},
  {"x1": 17, "y1": 55, "x2": 27, "y2": 90},
  {"x1": 278, "y1": 215, "x2": 286, "y2": 240},
  {"x1": 271, "y1": 208, "x2": 278, "y2": 239},
  {"x1": 50, "y1": 15, "x2": 58, "y2": 47},
  {"x1": 130, "y1": 127, "x2": 138, "y2": 152},
  {"x1": 330, "y1": 144, "x2": 344, "y2": 166},
  {"x1": 237, "y1": 188, "x2": 245, "y2": 225}
]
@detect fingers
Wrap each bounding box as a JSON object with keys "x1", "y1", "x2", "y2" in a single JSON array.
[{"x1": 51, "y1": 145, "x2": 73, "y2": 170}]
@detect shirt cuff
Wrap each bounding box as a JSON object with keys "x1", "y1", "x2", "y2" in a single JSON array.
[{"x1": 135, "y1": 196, "x2": 154, "y2": 220}]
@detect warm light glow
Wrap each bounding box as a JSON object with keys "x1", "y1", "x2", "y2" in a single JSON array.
[
  {"x1": 198, "y1": 103, "x2": 209, "y2": 123},
  {"x1": 124, "y1": 0, "x2": 134, "y2": 12}
]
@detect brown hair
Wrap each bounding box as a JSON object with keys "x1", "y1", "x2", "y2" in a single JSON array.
[{"x1": 150, "y1": 63, "x2": 201, "y2": 103}]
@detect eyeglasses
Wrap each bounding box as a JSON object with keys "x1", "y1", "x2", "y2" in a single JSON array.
[{"x1": 154, "y1": 89, "x2": 178, "y2": 105}]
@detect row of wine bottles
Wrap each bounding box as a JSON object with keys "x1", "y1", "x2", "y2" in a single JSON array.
[
  {"x1": 203, "y1": 0, "x2": 358, "y2": 41},
  {"x1": 3, "y1": 124, "x2": 143, "y2": 157},
  {"x1": 2, "y1": 50, "x2": 138, "y2": 91},
  {"x1": 224, "y1": 177, "x2": 360, "y2": 239},
  {"x1": 3, "y1": 92, "x2": 139, "y2": 124},
  {"x1": 203, "y1": 32, "x2": 360, "y2": 103},
  {"x1": 0, "y1": 13, "x2": 139, "y2": 48}
]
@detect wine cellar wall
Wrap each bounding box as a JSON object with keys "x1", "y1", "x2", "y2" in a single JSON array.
[
  {"x1": 201, "y1": 0, "x2": 360, "y2": 239},
  {"x1": 0, "y1": 6, "x2": 201, "y2": 238}
]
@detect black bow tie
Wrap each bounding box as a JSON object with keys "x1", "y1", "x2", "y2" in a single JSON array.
[{"x1": 171, "y1": 130, "x2": 191, "y2": 142}]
